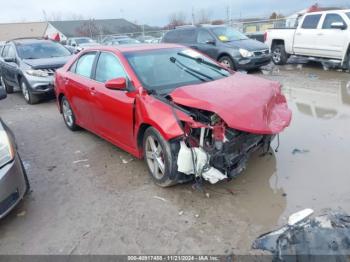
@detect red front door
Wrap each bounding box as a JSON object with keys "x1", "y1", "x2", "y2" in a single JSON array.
[{"x1": 89, "y1": 51, "x2": 136, "y2": 150}]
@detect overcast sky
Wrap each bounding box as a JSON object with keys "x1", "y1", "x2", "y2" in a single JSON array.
[{"x1": 1, "y1": 0, "x2": 349, "y2": 26}]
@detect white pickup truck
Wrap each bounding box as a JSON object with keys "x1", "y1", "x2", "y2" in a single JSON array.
[{"x1": 265, "y1": 9, "x2": 350, "y2": 71}]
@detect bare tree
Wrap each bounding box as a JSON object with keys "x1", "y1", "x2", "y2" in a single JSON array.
[
  {"x1": 68, "y1": 13, "x2": 85, "y2": 21},
  {"x1": 211, "y1": 19, "x2": 225, "y2": 25},
  {"x1": 42, "y1": 10, "x2": 84, "y2": 21},
  {"x1": 195, "y1": 8, "x2": 212, "y2": 24},
  {"x1": 269, "y1": 12, "x2": 284, "y2": 20},
  {"x1": 49, "y1": 11, "x2": 64, "y2": 21},
  {"x1": 76, "y1": 19, "x2": 100, "y2": 38},
  {"x1": 167, "y1": 11, "x2": 188, "y2": 29}
]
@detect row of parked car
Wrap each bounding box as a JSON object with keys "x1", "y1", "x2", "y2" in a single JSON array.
[{"x1": 0, "y1": 25, "x2": 272, "y2": 105}]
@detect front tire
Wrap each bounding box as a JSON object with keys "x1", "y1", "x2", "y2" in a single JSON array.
[
  {"x1": 1, "y1": 75, "x2": 13, "y2": 94},
  {"x1": 271, "y1": 44, "x2": 288, "y2": 65},
  {"x1": 21, "y1": 79, "x2": 39, "y2": 104},
  {"x1": 143, "y1": 127, "x2": 177, "y2": 187},
  {"x1": 218, "y1": 55, "x2": 235, "y2": 70},
  {"x1": 61, "y1": 96, "x2": 79, "y2": 131}
]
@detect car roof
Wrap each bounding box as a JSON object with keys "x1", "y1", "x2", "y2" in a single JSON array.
[
  {"x1": 304, "y1": 9, "x2": 350, "y2": 15},
  {"x1": 83, "y1": 43, "x2": 184, "y2": 53},
  {"x1": 10, "y1": 38, "x2": 53, "y2": 45}
]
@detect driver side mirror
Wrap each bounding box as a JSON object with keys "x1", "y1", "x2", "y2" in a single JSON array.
[
  {"x1": 331, "y1": 22, "x2": 347, "y2": 30},
  {"x1": 105, "y1": 77, "x2": 127, "y2": 90},
  {"x1": 0, "y1": 86, "x2": 7, "y2": 100},
  {"x1": 4, "y1": 57, "x2": 16, "y2": 63},
  {"x1": 205, "y1": 39, "x2": 216, "y2": 45}
]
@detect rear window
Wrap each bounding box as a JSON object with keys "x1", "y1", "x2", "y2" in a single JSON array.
[
  {"x1": 163, "y1": 29, "x2": 196, "y2": 43},
  {"x1": 301, "y1": 14, "x2": 322, "y2": 29}
]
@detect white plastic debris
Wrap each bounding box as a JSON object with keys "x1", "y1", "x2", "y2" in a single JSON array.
[
  {"x1": 202, "y1": 167, "x2": 227, "y2": 184},
  {"x1": 153, "y1": 196, "x2": 167, "y2": 202},
  {"x1": 177, "y1": 142, "x2": 227, "y2": 184},
  {"x1": 73, "y1": 159, "x2": 88, "y2": 164},
  {"x1": 17, "y1": 211, "x2": 26, "y2": 217},
  {"x1": 288, "y1": 208, "x2": 314, "y2": 226}
]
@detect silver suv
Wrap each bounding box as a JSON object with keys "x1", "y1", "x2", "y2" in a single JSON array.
[{"x1": 0, "y1": 38, "x2": 72, "y2": 104}]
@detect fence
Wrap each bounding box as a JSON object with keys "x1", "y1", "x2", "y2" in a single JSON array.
[{"x1": 95, "y1": 17, "x2": 297, "y2": 43}]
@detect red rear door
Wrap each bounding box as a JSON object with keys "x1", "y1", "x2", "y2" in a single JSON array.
[{"x1": 64, "y1": 52, "x2": 97, "y2": 130}]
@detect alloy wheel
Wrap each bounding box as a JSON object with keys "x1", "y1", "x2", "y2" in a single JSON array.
[
  {"x1": 0, "y1": 76, "x2": 5, "y2": 88},
  {"x1": 21, "y1": 81, "x2": 30, "y2": 101},
  {"x1": 145, "y1": 135, "x2": 165, "y2": 180},
  {"x1": 220, "y1": 59, "x2": 231, "y2": 68},
  {"x1": 62, "y1": 99, "x2": 74, "y2": 127},
  {"x1": 272, "y1": 48, "x2": 281, "y2": 64}
]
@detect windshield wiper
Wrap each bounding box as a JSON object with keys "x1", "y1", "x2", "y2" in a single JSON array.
[
  {"x1": 177, "y1": 52, "x2": 228, "y2": 77},
  {"x1": 170, "y1": 57, "x2": 213, "y2": 81}
]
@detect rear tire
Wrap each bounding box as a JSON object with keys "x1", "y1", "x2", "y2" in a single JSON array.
[
  {"x1": 61, "y1": 96, "x2": 79, "y2": 131},
  {"x1": 21, "y1": 79, "x2": 39, "y2": 104},
  {"x1": 218, "y1": 55, "x2": 236, "y2": 70},
  {"x1": 143, "y1": 127, "x2": 177, "y2": 187},
  {"x1": 271, "y1": 44, "x2": 288, "y2": 65},
  {"x1": 1, "y1": 75, "x2": 13, "y2": 94}
]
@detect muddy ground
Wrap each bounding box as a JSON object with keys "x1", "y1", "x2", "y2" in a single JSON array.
[{"x1": 0, "y1": 62, "x2": 349, "y2": 255}]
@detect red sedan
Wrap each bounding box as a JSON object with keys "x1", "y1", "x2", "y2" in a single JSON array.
[{"x1": 54, "y1": 44, "x2": 291, "y2": 187}]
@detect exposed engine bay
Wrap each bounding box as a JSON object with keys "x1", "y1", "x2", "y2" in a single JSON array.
[{"x1": 172, "y1": 105, "x2": 274, "y2": 184}]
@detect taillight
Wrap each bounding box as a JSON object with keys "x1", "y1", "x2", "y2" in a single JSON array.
[{"x1": 264, "y1": 32, "x2": 268, "y2": 42}]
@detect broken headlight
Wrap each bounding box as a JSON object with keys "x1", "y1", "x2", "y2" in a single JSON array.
[{"x1": 0, "y1": 129, "x2": 15, "y2": 168}]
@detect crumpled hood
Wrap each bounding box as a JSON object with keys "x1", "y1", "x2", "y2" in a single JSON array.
[
  {"x1": 23, "y1": 56, "x2": 71, "y2": 69},
  {"x1": 170, "y1": 73, "x2": 292, "y2": 134}
]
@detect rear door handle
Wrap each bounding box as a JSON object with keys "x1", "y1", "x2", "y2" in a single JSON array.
[{"x1": 317, "y1": 33, "x2": 324, "y2": 36}]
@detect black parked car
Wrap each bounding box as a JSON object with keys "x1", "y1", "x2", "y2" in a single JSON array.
[
  {"x1": 0, "y1": 38, "x2": 72, "y2": 104},
  {"x1": 162, "y1": 25, "x2": 271, "y2": 70}
]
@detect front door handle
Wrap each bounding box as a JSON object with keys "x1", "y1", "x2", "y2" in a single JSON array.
[{"x1": 90, "y1": 87, "x2": 97, "y2": 95}]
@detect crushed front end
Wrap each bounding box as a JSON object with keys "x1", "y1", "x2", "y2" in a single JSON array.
[{"x1": 174, "y1": 108, "x2": 274, "y2": 184}]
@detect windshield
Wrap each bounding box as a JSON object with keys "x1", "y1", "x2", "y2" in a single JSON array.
[
  {"x1": 211, "y1": 27, "x2": 248, "y2": 42},
  {"x1": 75, "y1": 38, "x2": 94, "y2": 44},
  {"x1": 17, "y1": 41, "x2": 71, "y2": 59},
  {"x1": 125, "y1": 48, "x2": 230, "y2": 94}
]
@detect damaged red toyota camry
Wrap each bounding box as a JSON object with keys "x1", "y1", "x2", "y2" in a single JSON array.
[{"x1": 54, "y1": 44, "x2": 292, "y2": 187}]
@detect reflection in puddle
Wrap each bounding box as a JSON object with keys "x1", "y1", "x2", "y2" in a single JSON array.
[
  {"x1": 257, "y1": 65, "x2": 350, "y2": 226},
  {"x1": 284, "y1": 79, "x2": 350, "y2": 120}
]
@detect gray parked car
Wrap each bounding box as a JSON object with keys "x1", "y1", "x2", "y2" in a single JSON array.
[
  {"x1": 162, "y1": 25, "x2": 271, "y2": 70},
  {"x1": 0, "y1": 38, "x2": 72, "y2": 104},
  {"x1": 0, "y1": 86, "x2": 29, "y2": 219}
]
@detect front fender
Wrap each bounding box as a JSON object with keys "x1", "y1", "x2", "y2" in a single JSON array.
[{"x1": 134, "y1": 94, "x2": 186, "y2": 141}]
